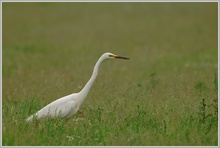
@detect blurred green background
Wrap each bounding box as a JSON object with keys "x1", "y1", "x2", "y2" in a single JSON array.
[{"x1": 2, "y1": 2, "x2": 218, "y2": 146}]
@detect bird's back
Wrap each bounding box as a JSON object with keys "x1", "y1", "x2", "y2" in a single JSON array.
[{"x1": 26, "y1": 93, "x2": 79, "y2": 122}]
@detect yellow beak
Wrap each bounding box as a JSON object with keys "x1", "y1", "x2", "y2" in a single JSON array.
[{"x1": 111, "y1": 54, "x2": 129, "y2": 60}]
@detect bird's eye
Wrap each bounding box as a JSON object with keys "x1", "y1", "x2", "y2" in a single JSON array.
[{"x1": 109, "y1": 54, "x2": 114, "y2": 57}]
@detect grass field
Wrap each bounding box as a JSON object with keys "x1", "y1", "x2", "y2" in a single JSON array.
[{"x1": 2, "y1": 2, "x2": 218, "y2": 146}]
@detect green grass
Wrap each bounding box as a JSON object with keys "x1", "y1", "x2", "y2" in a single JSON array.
[{"x1": 2, "y1": 2, "x2": 218, "y2": 146}]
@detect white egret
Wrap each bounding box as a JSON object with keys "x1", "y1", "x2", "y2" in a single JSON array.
[{"x1": 26, "y1": 52, "x2": 129, "y2": 122}]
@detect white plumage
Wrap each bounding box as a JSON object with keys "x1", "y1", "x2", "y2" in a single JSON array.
[{"x1": 26, "y1": 52, "x2": 129, "y2": 122}]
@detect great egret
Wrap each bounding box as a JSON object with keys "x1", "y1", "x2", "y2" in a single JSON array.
[{"x1": 26, "y1": 52, "x2": 129, "y2": 122}]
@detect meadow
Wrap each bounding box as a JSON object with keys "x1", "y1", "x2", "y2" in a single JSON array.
[{"x1": 2, "y1": 2, "x2": 218, "y2": 146}]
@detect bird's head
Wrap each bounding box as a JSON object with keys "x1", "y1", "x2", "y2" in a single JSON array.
[{"x1": 103, "y1": 52, "x2": 130, "y2": 60}]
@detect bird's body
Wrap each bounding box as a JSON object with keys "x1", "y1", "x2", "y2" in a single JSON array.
[
  {"x1": 26, "y1": 93, "x2": 79, "y2": 121},
  {"x1": 26, "y1": 52, "x2": 129, "y2": 122}
]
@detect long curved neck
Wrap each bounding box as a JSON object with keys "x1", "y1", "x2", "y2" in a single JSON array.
[{"x1": 79, "y1": 56, "x2": 105, "y2": 98}]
